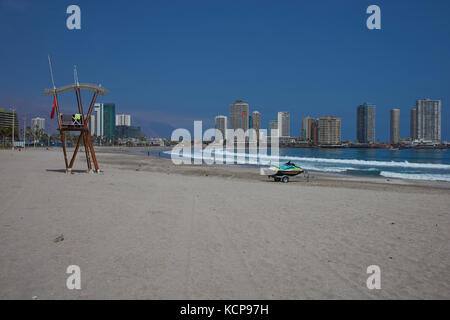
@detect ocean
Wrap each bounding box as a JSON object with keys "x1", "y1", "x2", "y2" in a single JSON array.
[{"x1": 152, "y1": 147, "x2": 450, "y2": 182}]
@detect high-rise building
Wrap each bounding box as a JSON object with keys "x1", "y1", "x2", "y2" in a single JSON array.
[
  {"x1": 103, "y1": 103, "x2": 116, "y2": 140},
  {"x1": 252, "y1": 110, "x2": 260, "y2": 139},
  {"x1": 270, "y1": 120, "x2": 278, "y2": 136},
  {"x1": 356, "y1": 103, "x2": 376, "y2": 143},
  {"x1": 88, "y1": 114, "x2": 96, "y2": 136},
  {"x1": 311, "y1": 120, "x2": 319, "y2": 145},
  {"x1": 0, "y1": 108, "x2": 19, "y2": 134},
  {"x1": 277, "y1": 112, "x2": 290, "y2": 137},
  {"x1": 93, "y1": 103, "x2": 116, "y2": 140},
  {"x1": 214, "y1": 115, "x2": 227, "y2": 141},
  {"x1": 410, "y1": 108, "x2": 417, "y2": 140},
  {"x1": 230, "y1": 100, "x2": 249, "y2": 132},
  {"x1": 93, "y1": 103, "x2": 104, "y2": 137},
  {"x1": 115, "y1": 125, "x2": 142, "y2": 139},
  {"x1": 318, "y1": 116, "x2": 341, "y2": 145},
  {"x1": 116, "y1": 114, "x2": 131, "y2": 127},
  {"x1": 415, "y1": 99, "x2": 441, "y2": 143},
  {"x1": 301, "y1": 117, "x2": 309, "y2": 141},
  {"x1": 31, "y1": 117, "x2": 45, "y2": 132},
  {"x1": 390, "y1": 108, "x2": 400, "y2": 144},
  {"x1": 301, "y1": 116, "x2": 319, "y2": 144}
]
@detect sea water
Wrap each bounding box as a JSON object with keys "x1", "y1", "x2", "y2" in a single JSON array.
[{"x1": 153, "y1": 148, "x2": 450, "y2": 182}]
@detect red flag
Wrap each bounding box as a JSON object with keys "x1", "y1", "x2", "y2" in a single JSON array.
[{"x1": 50, "y1": 96, "x2": 57, "y2": 119}]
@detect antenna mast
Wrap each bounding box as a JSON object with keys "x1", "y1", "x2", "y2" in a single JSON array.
[
  {"x1": 74, "y1": 65, "x2": 79, "y2": 86},
  {"x1": 47, "y1": 54, "x2": 56, "y2": 89}
]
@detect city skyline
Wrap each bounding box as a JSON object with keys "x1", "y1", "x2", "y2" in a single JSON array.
[
  {"x1": 212, "y1": 98, "x2": 443, "y2": 144},
  {"x1": 7, "y1": 96, "x2": 444, "y2": 145}
]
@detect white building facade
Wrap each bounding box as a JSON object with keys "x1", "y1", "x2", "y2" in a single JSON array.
[
  {"x1": 214, "y1": 115, "x2": 227, "y2": 142},
  {"x1": 270, "y1": 120, "x2": 278, "y2": 137},
  {"x1": 277, "y1": 112, "x2": 290, "y2": 137},
  {"x1": 93, "y1": 103, "x2": 104, "y2": 137},
  {"x1": 116, "y1": 114, "x2": 131, "y2": 127},
  {"x1": 31, "y1": 117, "x2": 45, "y2": 131},
  {"x1": 415, "y1": 99, "x2": 441, "y2": 143}
]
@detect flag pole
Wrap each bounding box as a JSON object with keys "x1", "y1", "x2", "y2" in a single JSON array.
[
  {"x1": 48, "y1": 54, "x2": 56, "y2": 89},
  {"x1": 47, "y1": 55, "x2": 68, "y2": 170}
]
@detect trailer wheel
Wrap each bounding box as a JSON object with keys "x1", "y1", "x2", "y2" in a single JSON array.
[
  {"x1": 274, "y1": 177, "x2": 281, "y2": 182},
  {"x1": 282, "y1": 176, "x2": 289, "y2": 183}
]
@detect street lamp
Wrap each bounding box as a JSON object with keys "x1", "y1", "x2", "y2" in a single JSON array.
[
  {"x1": 23, "y1": 117, "x2": 26, "y2": 148},
  {"x1": 11, "y1": 107, "x2": 15, "y2": 150}
]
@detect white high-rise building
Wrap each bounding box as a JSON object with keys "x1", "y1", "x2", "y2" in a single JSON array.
[
  {"x1": 31, "y1": 117, "x2": 45, "y2": 132},
  {"x1": 89, "y1": 115, "x2": 96, "y2": 136},
  {"x1": 116, "y1": 114, "x2": 131, "y2": 127},
  {"x1": 270, "y1": 120, "x2": 278, "y2": 136},
  {"x1": 251, "y1": 110, "x2": 261, "y2": 142},
  {"x1": 277, "y1": 112, "x2": 290, "y2": 137},
  {"x1": 415, "y1": 99, "x2": 441, "y2": 143},
  {"x1": 93, "y1": 103, "x2": 104, "y2": 137},
  {"x1": 252, "y1": 110, "x2": 260, "y2": 130},
  {"x1": 214, "y1": 115, "x2": 227, "y2": 142}
]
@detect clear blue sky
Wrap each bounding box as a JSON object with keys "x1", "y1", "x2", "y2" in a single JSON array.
[{"x1": 1, "y1": 0, "x2": 449, "y2": 140}]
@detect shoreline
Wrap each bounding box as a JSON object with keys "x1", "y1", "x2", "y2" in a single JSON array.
[
  {"x1": 5, "y1": 147, "x2": 450, "y2": 189},
  {"x1": 93, "y1": 146, "x2": 450, "y2": 192}
]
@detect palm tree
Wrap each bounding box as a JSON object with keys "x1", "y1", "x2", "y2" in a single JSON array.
[
  {"x1": 0, "y1": 127, "x2": 10, "y2": 146},
  {"x1": 0, "y1": 127, "x2": 19, "y2": 146},
  {"x1": 25, "y1": 126, "x2": 33, "y2": 143}
]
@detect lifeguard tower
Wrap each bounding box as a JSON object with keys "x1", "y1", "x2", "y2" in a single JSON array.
[{"x1": 44, "y1": 57, "x2": 108, "y2": 173}]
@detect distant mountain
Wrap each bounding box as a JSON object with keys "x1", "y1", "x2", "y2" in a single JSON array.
[
  {"x1": 45, "y1": 117, "x2": 194, "y2": 139},
  {"x1": 137, "y1": 121, "x2": 177, "y2": 139}
]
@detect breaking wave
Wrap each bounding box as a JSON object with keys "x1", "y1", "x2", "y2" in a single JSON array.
[
  {"x1": 162, "y1": 149, "x2": 450, "y2": 182},
  {"x1": 166, "y1": 149, "x2": 450, "y2": 170},
  {"x1": 380, "y1": 171, "x2": 450, "y2": 182}
]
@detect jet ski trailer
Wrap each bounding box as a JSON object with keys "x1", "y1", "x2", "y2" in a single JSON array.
[{"x1": 260, "y1": 161, "x2": 305, "y2": 183}]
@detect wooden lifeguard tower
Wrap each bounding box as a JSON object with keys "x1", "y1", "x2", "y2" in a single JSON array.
[{"x1": 44, "y1": 57, "x2": 107, "y2": 173}]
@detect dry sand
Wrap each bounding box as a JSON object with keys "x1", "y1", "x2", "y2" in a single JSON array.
[{"x1": 0, "y1": 147, "x2": 449, "y2": 299}]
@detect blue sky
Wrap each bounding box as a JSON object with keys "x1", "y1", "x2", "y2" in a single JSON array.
[{"x1": 0, "y1": 0, "x2": 449, "y2": 140}]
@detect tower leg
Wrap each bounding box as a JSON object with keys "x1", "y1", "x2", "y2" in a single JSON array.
[
  {"x1": 60, "y1": 131, "x2": 70, "y2": 173},
  {"x1": 82, "y1": 131, "x2": 92, "y2": 172},
  {"x1": 69, "y1": 133, "x2": 83, "y2": 170},
  {"x1": 86, "y1": 132, "x2": 99, "y2": 172}
]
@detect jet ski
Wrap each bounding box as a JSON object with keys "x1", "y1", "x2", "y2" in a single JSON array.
[{"x1": 260, "y1": 161, "x2": 305, "y2": 183}]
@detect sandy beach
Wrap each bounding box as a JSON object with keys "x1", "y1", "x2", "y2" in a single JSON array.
[{"x1": 0, "y1": 147, "x2": 449, "y2": 299}]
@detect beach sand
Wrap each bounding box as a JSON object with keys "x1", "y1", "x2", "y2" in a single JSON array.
[{"x1": 0, "y1": 147, "x2": 449, "y2": 299}]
